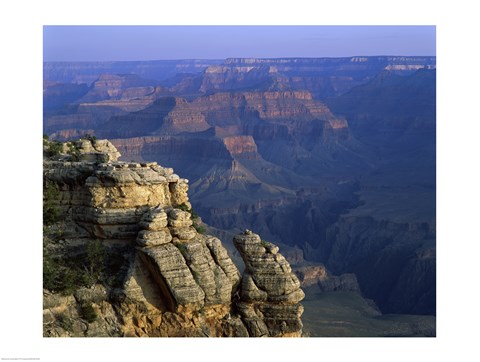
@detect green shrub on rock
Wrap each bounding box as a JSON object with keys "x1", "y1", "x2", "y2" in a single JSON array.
[
  {"x1": 43, "y1": 181, "x2": 61, "y2": 226},
  {"x1": 43, "y1": 248, "x2": 78, "y2": 295},
  {"x1": 82, "y1": 133, "x2": 97, "y2": 142},
  {"x1": 67, "y1": 142, "x2": 81, "y2": 161},
  {"x1": 55, "y1": 313, "x2": 73, "y2": 332},
  {"x1": 45, "y1": 141, "x2": 63, "y2": 158},
  {"x1": 79, "y1": 302, "x2": 97, "y2": 323},
  {"x1": 85, "y1": 239, "x2": 107, "y2": 286},
  {"x1": 194, "y1": 224, "x2": 206, "y2": 234}
]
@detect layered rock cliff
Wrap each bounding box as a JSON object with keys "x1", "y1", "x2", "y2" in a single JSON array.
[
  {"x1": 44, "y1": 74, "x2": 171, "y2": 139},
  {"x1": 174, "y1": 57, "x2": 436, "y2": 99},
  {"x1": 43, "y1": 138, "x2": 304, "y2": 337},
  {"x1": 234, "y1": 230, "x2": 304, "y2": 337},
  {"x1": 43, "y1": 57, "x2": 435, "y2": 98},
  {"x1": 43, "y1": 59, "x2": 223, "y2": 85},
  {"x1": 46, "y1": 87, "x2": 349, "y2": 145}
]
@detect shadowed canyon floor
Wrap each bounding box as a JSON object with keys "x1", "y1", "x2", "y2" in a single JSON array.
[{"x1": 302, "y1": 291, "x2": 435, "y2": 337}]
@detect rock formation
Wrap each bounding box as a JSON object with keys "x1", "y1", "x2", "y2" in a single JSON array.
[
  {"x1": 234, "y1": 230, "x2": 305, "y2": 337},
  {"x1": 43, "y1": 138, "x2": 303, "y2": 337},
  {"x1": 43, "y1": 58, "x2": 436, "y2": 96},
  {"x1": 294, "y1": 265, "x2": 361, "y2": 293},
  {"x1": 43, "y1": 59, "x2": 223, "y2": 85}
]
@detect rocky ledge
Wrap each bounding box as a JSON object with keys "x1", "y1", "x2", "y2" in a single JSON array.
[{"x1": 43, "y1": 138, "x2": 303, "y2": 337}]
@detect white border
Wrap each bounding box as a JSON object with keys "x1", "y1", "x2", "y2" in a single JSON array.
[{"x1": 1, "y1": 0, "x2": 478, "y2": 361}]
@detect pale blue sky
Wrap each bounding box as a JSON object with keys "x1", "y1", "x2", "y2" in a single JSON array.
[{"x1": 43, "y1": 25, "x2": 435, "y2": 61}]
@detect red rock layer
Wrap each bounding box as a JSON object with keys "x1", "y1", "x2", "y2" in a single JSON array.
[{"x1": 222, "y1": 136, "x2": 259, "y2": 159}]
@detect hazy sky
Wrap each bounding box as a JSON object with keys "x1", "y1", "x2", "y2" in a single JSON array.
[{"x1": 44, "y1": 25, "x2": 435, "y2": 61}]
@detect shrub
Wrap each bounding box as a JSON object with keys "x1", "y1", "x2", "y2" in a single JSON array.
[
  {"x1": 67, "y1": 142, "x2": 81, "y2": 161},
  {"x1": 55, "y1": 313, "x2": 73, "y2": 332},
  {"x1": 175, "y1": 242, "x2": 188, "y2": 254},
  {"x1": 177, "y1": 203, "x2": 190, "y2": 212},
  {"x1": 194, "y1": 224, "x2": 206, "y2": 234},
  {"x1": 43, "y1": 181, "x2": 61, "y2": 225},
  {"x1": 43, "y1": 250, "x2": 78, "y2": 295},
  {"x1": 79, "y1": 302, "x2": 97, "y2": 323},
  {"x1": 177, "y1": 203, "x2": 199, "y2": 220},
  {"x1": 82, "y1": 240, "x2": 107, "y2": 287},
  {"x1": 43, "y1": 250, "x2": 58, "y2": 291},
  {"x1": 190, "y1": 210, "x2": 199, "y2": 220},
  {"x1": 82, "y1": 133, "x2": 97, "y2": 142},
  {"x1": 45, "y1": 141, "x2": 63, "y2": 158},
  {"x1": 43, "y1": 236, "x2": 111, "y2": 294}
]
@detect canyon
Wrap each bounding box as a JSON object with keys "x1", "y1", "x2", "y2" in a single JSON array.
[{"x1": 43, "y1": 56, "x2": 436, "y2": 336}]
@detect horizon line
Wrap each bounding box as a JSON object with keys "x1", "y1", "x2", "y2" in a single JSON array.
[{"x1": 43, "y1": 55, "x2": 437, "y2": 62}]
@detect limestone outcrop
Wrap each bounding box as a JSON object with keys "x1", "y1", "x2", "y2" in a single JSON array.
[
  {"x1": 134, "y1": 207, "x2": 240, "y2": 312},
  {"x1": 43, "y1": 138, "x2": 303, "y2": 337},
  {"x1": 234, "y1": 230, "x2": 305, "y2": 337},
  {"x1": 75, "y1": 138, "x2": 122, "y2": 162}
]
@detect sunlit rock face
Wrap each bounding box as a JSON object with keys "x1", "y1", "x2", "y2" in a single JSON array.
[{"x1": 43, "y1": 139, "x2": 303, "y2": 337}]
